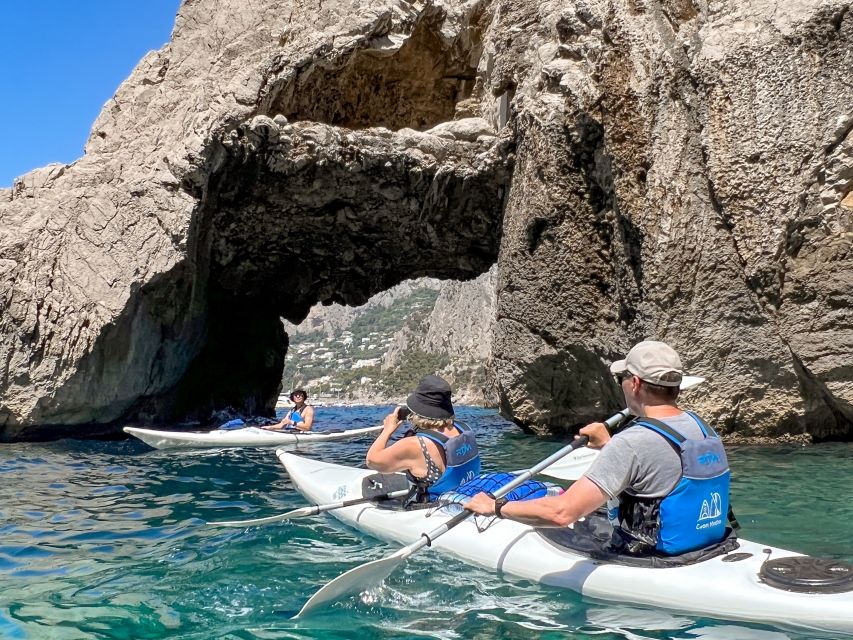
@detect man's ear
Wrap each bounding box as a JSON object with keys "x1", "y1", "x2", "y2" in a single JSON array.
[{"x1": 631, "y1": 377, "x2": 642, "y2": 394}]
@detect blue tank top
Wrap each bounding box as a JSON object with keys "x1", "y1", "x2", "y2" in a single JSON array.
[{"x1": 411, "y1": 422, "x2": 481, "y2": 501}]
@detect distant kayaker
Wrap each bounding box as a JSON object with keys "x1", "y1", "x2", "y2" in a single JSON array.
[
  {"x1": 366, "y1": 375, "x2": 481, "y2": 502},
  {"x1": 466, "y1": 340, "x2": 732, "y2": 556},
  {"x1": 265, "y1": 389, "x2": 315, "y2": 431}
]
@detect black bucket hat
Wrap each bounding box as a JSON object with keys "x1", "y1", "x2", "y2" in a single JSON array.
[
  {"x1": 406, "y1": 375, "x2": 454, "y2": 420},
  {"x1": 289, "y1": 389, "x2": 308, "y2": 402}
]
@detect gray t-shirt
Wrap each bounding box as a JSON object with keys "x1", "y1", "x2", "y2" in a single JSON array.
[{"x1": 584, "y1": 412, "x2": 709, "y2": 499}]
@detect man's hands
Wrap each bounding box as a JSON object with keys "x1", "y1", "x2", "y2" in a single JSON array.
[{"x1": 579, "y1": 421, "x2": 610, "y2": 449}]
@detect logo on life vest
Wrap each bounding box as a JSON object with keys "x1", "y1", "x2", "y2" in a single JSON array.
[
  {"x1": 698, "y1": 492, "x2": 722, "y2": 520},
  {"x1": 697, "y1": 452, "x2": 721, "y2": 465},
  {"x1": 456, "y1": 443, "x2": 473, "y2": 456}
]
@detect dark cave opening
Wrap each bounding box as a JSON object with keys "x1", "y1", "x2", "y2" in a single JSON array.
[
  {"x1": 167, "y1": 289, "x2": 287, "y2": 424},
  {"x1": 158, "y1": 116, "x2": 511, "y2": 426}
]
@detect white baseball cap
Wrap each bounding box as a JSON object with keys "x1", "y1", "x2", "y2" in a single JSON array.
[{"x1": 610, "y1": 340, "x2": 683, "y2": 387}]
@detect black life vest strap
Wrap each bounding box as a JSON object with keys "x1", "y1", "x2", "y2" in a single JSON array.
[
  {"x1": 418, "y1": 429, "x2": 449, "y2": 444},
  {"x1": 727, "y1": 504, "x2": 741, "y2": 530}
]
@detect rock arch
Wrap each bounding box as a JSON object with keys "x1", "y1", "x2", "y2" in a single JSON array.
[{"x1": 0, "y1": 1, "x2": 513, "y2": 440}]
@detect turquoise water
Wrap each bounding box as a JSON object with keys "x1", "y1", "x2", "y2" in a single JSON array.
[{"x1": 1, "y1": 406, "x2": 851, "y2": 639}]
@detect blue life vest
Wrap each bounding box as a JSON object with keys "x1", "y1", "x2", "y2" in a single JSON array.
[
  {"x1": 616, "y1": 412, "x2": 731, "y2": 555},
  {"x1": 412, "y1": 422, "x2": 481, "y2": 501}
]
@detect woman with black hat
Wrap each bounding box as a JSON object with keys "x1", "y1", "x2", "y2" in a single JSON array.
[
  {"x1": 265, "y1": 389, "x2": 315, "y2": 431},
  {"x1": 366, "y1": 375, "x2": 480, "y2": 502}
]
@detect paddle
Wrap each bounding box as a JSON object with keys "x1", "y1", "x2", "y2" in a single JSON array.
[
  {"x1": 208, "y1": 488, "x2": 412, "y2": 527},
  {"x1": 293, "y1": 433, "x2": 591, "y2": 617},
  {"x1": 295, "y1": 374, "x2": 709, "y2": 616},
  {"x1": 538, "y1": 375, "x2": 706, "y2": 482}
]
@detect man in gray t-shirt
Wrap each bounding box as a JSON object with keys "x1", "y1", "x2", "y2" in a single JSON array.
[
  {"x1": 466, "y1": 341, "x2": 724, "y2": 554},
  {"x1": 585, "y1": 411, "x2": 707, "y2": 501}
]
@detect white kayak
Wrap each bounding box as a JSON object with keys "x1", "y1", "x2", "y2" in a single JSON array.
[
  {"x1": 123, "y1": 424, "x2": 381, "y2": 450},
  {"x1": 278, "y1": 451, "x2": 853, "y2": 636}
]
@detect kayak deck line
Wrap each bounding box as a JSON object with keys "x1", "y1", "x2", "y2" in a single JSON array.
[{"x1": 277, "y1": 451, "x2": 853, "y2": 636}]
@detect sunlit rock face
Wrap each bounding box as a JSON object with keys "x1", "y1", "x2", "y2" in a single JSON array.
[
  {"x1": 0, "y1": 0, "x2": 851, "y2": 441},
  {"x1": 488, "y1": 0, "x2": 853, "y2": 440}
]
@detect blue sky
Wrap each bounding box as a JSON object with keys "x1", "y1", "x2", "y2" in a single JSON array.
[{"x1": 0, "y1": 1, "x2": 182, "y2": 187}]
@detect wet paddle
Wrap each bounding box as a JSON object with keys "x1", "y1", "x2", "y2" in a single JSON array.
[
  {"x1": 208, "y1": 488, "x2": 412, "y2": 527},
  {"x1": 539, "y1": 375, "x2": 706, "y2": 482},
  {"x1": 293, "y1": 434, "x2": 591, "y2": 618}
]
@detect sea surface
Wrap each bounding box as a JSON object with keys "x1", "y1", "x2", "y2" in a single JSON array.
[{"x1": 1, "y1": 406, "x2": 851, "y2": 639}]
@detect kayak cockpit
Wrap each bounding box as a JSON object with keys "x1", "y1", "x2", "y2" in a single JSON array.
[{"x1": 537, "y1": 510, "x2": 740, "y2": 568}]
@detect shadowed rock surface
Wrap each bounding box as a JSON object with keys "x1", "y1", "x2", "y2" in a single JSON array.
[{"x1": 1, "y1": 0, "x2": 851, "y2": 441}]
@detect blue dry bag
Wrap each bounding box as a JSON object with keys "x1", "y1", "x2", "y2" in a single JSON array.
[
  {"x1": 218, "y1": 418, "x2": 246, "y2": 431},
  {"x1": 439, "y1": 471, "x2": 559, "y2": 506}
]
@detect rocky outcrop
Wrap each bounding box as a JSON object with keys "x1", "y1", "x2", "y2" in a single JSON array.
[
  {"x1": 0, "y1": 0, "x2": 512, "y2": 440},
  {"x1": 489, "y1": 0, "x2": 853, "y2": 439},
  {"x1": 1, "y1": 0, "x2": 851, "y2": 442},
  {"x1": 381, "y1": 268, "x2": 497, "y2": 402},
  {"x1": 288, "y1": 278, "x2": 444, "y2": 338}
]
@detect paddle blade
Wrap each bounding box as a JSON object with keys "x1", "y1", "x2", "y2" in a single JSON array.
[
  {"x1": 680, "y1": 375, "x2": 705, "y2": 391},
  {"x1": 294, "y1": 550, "x2": 408, "y2": 618},
  {"x1": 539, "y1": 447, "x2": 600, "y2": 481},
  {"x1": 208, "y1": 506, "x2": 313, "y2": 527}
]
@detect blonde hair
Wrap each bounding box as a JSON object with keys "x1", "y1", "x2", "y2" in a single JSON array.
[{"x1": 410, "y1": 414, "x2": 454, "y2": 431}]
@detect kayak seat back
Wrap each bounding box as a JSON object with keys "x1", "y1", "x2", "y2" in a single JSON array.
[{"x1": 361, "y1": 472, "x2": 412, "y2": 499}]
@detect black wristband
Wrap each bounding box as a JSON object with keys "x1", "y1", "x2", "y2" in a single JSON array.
[{"x1": 494, "y1": 496, "x2": 509, "y2": 519}]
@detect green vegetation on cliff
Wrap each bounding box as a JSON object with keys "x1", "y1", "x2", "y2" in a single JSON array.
[{"x1": 282, "y1": 288, "x2": 442, "y2": 399}]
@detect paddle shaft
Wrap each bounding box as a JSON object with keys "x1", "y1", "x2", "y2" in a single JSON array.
[
  {"x1": 310, "y1": 489, "x2": 412, "y2": 515},
  {"x1": 211, "y1": 488, "x2": 412, "y2": 526},
  {"x1": 399, "y1": 435, "x2": 591, "y2": 557},
  {"x1": 509, "y1": 409, "x2": 628, "y2": 479}
]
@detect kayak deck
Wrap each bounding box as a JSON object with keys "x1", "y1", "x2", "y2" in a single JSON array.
[
  {"x1": 123, "y1": 424, "x2": 381, "y2": 450},
  {"x1": 278, "y1": 451, "x2": 853, "y2": 636}
]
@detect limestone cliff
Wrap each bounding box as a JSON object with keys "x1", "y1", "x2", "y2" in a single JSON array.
[
  {"x1": 0, "y1": 0, "x2": 850, "y2": 441},
  {"x1": 488, "y1": 0, "x2": 853, "y2": 439},
  {"x1": 381, "y1": 268, "x2": 496, "y2": 403}
]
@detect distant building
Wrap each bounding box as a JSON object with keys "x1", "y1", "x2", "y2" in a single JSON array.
[{"x1": 353, "y1": 358, "x2": 381, "y2": 368}]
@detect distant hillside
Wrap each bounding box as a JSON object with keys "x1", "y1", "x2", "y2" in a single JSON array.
[{"x1": 282, "y1": 269, "x2": 496, "y2": 406}]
